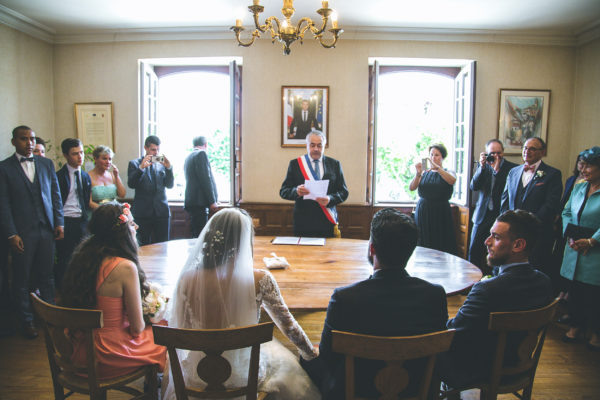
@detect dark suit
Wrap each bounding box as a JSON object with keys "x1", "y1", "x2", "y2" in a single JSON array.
[
  {"x1": 290, "y1": 113, "x2": 320, "y2": 140},
  {"x1": 0, "y1": 154, "x2": 63, "y2": 323},
  {"x1": 128, "y1": 158, "x2": 174, "y2": 245},
  {"x1": 55, "y1": 165, "x2": 91, "y2": 288},
  {"x1": 184, "y1": 150, "x2": 218, "y2": 237},
  {"x1": 500, "y1": 161, "x2": 562, "y2": 270},
  {"x1": 302, "y1": 268, "x2": 448, "y2": 399},
  {"x1": 468, "y1": 159, "x2": 517, "y2": 269},
  {"x1": 280, "y1": 155, "x2": 348, "y2": 237},
  {"x1": 439, "y1": 263, "x2": 553, "y2": 388}
]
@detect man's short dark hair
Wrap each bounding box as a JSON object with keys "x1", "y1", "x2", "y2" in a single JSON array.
[
  {"x1": 525, "y1": 137, "x2": 546, "y2": 150},
  {"x1": 496, "y1": 210, "x2": 541, "y2": 253},
  {"x1": 61, "y1": 138, "x2": 82, "y2": 155},
  {"x1": 35, "y1": 136, "x2": 46, "y2": 147},
  {"x1": 486, "y1": 139, "x2": 504, "y2": 150},
  {"x1": 193, "y1": 136, "x2": 207, "y2": 147},
  {"x1": 12, "y1": 125, "x2": 32, "y2": 138},
  {"x1": 145, "y1": 135, "x2": 161, "y2": 147},
  {"x1": 370, "y1": 208, "x2": 418, "y2": 268}
]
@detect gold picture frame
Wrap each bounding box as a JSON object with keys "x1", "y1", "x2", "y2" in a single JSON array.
[
  {"x1": 282, "y1": 86, "x2": 329, "y2": 148},
  {"x1": 74, "y1": 102, "x2": 115, "y2": 150}
]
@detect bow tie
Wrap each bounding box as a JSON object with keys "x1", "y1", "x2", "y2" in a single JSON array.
[
  {"x1": 20, "y1": 157, "x2": 34, "y2": 163},
  {"x1": 523, "y1": 164, "x2": 536, "y2": 172}
]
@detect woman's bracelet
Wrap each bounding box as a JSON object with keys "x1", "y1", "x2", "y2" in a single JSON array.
[
  {"x1": 588, "y1": 239, "x2": 595, "y2": 248},
  {"x1": 416, "y1": 173, "x2": 422, "y2": 177}
]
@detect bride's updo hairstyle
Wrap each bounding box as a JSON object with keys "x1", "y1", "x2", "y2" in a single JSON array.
[
  {"x1": 201, "y1": 208, "x2": 254, "y2": 269},
  {"x1": 61, "y1": 202, "x2": 149, "y2": 309}
]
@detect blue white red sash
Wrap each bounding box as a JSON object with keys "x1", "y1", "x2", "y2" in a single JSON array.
[{"x1": 297, "y1": 155, "x2": 337, "y2": 225}]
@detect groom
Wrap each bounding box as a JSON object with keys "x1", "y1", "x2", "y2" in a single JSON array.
[{"x1": 301, "y1": 208, "x2": 447, "y2": 399}]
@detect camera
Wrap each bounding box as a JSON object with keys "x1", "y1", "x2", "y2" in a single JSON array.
[
  {"x1": 485, "y1": 153, "x2": 496, "y2": 163},
  {"x1": 151, "y1": 155, "x2": 164, "y2": 163}
]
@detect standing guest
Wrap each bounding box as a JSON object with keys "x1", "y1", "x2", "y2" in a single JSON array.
[
  {"x1": 88, "y1": 145, "x2": 126, "y2": 209},
  {"x1": 55, "y1": 138, "x2": 92, "y2": 290},
  {"x1": 409, "y1": 143, "x2": 457, "y2": 254},
  {"x1": 184, "y1": 136, "x2": 218, "y2": 238},
  {"x1": 501, "y1": 137, "x2": 562, "y2": 272},
  {"x1": 0, "y1": 126, "x2": 64, "y2": 339},
  {"x1": 128, "y1": 135, "x2": 174, "y2": 245},
  {"x1": 33, "y1": 136, "x2": 46, "y2": 157},
  {"x1": 60, "y1": 202, "x2": 166, "y2": 378},
  {"x1": 438, "y1": 210, "x2": 553, "y2": 390},
  {"x1": 469, "y1": 139, "x2": 517, "y2": 271},
  {"x1": 559, "y1": 146, "x2": 600, "y2": 349},
  {"x1": 280, "y1": 131, "x2": 348, "y2": 238},
  {"x1": 301, "y1": 208, "x2": 447, "y2": 399}
]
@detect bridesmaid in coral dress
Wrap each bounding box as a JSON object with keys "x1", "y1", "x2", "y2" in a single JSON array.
[{"x1": 60, "y1": 202, "x2": 166, "y2": 379}]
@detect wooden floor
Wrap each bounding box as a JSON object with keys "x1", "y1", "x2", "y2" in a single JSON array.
[{"x1": 1, "y1": 296, "x2": 599, "y2": 399}]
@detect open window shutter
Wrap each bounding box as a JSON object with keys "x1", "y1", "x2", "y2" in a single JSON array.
[
  {"x1": 230, "y1": 60, "x2": 242, "y2": 205},
  {"x1": 367, "y1": 60, "x2": 379, "y2": 204},
  {"x1": 140, "y1": 61, "x2": 158, "y2": 148}
]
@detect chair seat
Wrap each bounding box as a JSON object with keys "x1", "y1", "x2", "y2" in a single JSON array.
[{"x1": 58, "y1": 365, "x2": 151, "y2": 394}]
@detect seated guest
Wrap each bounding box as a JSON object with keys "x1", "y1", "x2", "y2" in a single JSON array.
[
  {"x1": 438, "y1": 210, "x2": 553, "y2": 389},
  {"x1": 60, "y1": 202, "x2": 166, "y2": 379},
  {"x1": 55, "y1": 138, "x2": 91, "y2": 289},
  {"x1": 302, "y1": 208, "x2": 448, "y2": 399},
  {"x1": 88, "y1": 145, "x2": 126, "y2": 210}
]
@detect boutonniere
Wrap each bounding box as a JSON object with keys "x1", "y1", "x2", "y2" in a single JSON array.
[{"x1": 535, "y1": 170, "x2": 546, "y2": 179}]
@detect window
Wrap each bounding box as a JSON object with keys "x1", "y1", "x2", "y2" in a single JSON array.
[
  {"x1": 367, "y1": 58, "x2": 475, "y2": 207},
  {"x1": 139, "y1": 58, "x2": 242, "y2": 204}
]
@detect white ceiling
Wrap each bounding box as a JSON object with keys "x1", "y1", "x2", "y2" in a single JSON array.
[{"x1": 1, "y1": 0, "x2": 599, "y2": 45}]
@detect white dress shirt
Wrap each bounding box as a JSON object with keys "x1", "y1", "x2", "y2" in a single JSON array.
[
  {"x1": 16, "y1": 153, "x2": 35, "y2": 183},
  {"x1": 63, "y1": 164, "x2": 82, "y2": 218},
  {"x1": 521, "y1": 159, "x2": 542, "y2": 187}
]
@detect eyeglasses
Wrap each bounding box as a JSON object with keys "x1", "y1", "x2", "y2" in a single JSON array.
[{"x1": 523, "y1": 147, "x2": 542, "y2": 152}]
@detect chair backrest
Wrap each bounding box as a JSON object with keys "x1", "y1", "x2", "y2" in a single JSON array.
[
  {"x1": 332, "y1": 329, "x2": 455, "y2": 400},
  {"x1": 30, "y1": 292, "x2": 104, "y2": 393},
  {"x1": 485, "y1": 298, "x2": 559, "y2": 394},
  {"x1": 152, "y1": 322, "x2": 274, "y2": 400}
]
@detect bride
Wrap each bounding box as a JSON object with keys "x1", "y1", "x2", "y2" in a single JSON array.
[{"x1": 164, "y1": 208, "x2": 321, "y2": 400}]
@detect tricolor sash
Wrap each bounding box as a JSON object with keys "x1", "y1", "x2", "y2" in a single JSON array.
[{"x1": 297, "y1": 155, "x2": 337, "y2": 225}]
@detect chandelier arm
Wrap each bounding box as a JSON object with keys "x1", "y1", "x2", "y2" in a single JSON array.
[
  {"x1": 309, "y1": 15, "x2": 329, "y2": 36},
  {"x1": 317, "y1": 29, "x2": 342, "y2": 48},
  {"x1": 262, "y1": 16, "x2": 282, "y2": 39},
  {"x1": 232, "y1": 29, "x2": 259, "y2": 47}
]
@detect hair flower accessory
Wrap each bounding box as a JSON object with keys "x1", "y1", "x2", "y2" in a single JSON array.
[
  {"x1": 535, "y1": 170, "x2": 546, "y2": 179},
  {"x1": 115, "y1": 203, "x2": 132, "y2": 226}
]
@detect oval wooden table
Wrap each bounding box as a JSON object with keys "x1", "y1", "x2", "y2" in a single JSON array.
[{"x1": 139, "y1": 237, "x2": 482, "y2": 311}]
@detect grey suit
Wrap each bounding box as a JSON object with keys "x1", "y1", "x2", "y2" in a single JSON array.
[
  {"x1": 184, "y1": 149, "x2": 218, "y2": 237},
  {"x1": 0, "y1": 154, "x2": 64, "y2": 323}
]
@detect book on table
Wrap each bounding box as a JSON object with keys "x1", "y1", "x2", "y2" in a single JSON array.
[{"x1": 272, "y1": 236, "x2": 326, "y2": 246}]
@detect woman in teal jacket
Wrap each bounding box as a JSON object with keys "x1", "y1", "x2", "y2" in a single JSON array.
[{"x1": 560, "y1": 146, "x2": 600, "y2": 349}]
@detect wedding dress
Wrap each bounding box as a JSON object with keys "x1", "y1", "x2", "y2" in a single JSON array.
[{"x1": 163, "y1": 208, "x2": 321, "y2": 400}]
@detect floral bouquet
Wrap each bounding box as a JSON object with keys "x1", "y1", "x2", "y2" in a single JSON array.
[{"x1": 142, "y1": 282, "x2": 168, "y2": 324}]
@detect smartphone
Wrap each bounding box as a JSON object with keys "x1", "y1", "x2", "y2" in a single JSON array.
[
  {"x1": 151, "y1": 155, "x2": 164, "y2": 163},
  {"x1": 421, "y1": 158, "x2": 428, "y2": 170}
]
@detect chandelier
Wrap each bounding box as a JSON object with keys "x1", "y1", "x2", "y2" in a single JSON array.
[{"x1": 231, "y1": 0, "x2": 343, "y2": 55}]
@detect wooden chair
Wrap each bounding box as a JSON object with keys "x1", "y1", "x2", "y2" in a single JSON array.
[
  {"x1": 152, "y1": 322, "x2": 274, "y2": 400},
  {"x1": 441, "y1": 298, "x2": 559, "y2": 400},
  {"x1": 30, "y1": 293, "x2": 158, "y2": 400},
  {"x1": 332, "y1": 329, "x2": 456, "y2": 400}
]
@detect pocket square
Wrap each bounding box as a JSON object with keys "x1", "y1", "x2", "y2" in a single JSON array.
[{"x1": 535, "y1": 182, "x2": 545, "y2": 186}]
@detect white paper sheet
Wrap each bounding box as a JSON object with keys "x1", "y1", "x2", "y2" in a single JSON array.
[{"x1": 303, "y1": 179, "x2": 329, "y2": 201}]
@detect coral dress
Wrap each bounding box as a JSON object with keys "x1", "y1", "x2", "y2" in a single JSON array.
[{"x1": 72, "y1": 257, "x2": 166, "y2": 379}]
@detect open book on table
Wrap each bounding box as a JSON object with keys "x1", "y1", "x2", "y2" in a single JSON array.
[{"x1": 271, "y1": 236, "x2": 326, "y2": 246}]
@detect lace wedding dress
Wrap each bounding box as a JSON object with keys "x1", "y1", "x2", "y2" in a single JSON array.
[{"x1": 163, "y1": 208, "x2": 320, "y2": 400}]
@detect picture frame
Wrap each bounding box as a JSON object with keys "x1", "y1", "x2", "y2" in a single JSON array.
[
  {"x1": 74, "y1": 102, "x2": 115, "y2": 150},
  {"x1": 497, "y1": 89, "x2": 550, "y2": 155},
  {"x1": 282, "y1": 86, "x2": 329, "y2": 147}
]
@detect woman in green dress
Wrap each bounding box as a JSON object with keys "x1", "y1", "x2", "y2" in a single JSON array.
[{"x1": 88, "y1": 145, "x2": 126, "y2": 210}]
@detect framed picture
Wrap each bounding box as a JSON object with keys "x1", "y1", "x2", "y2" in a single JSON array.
[
  {"x1": 74, "y1": 102, "x2": 115, "y2": 150},
  {"x1": 282, "y1": 86, "x2": 329, "y2": 147},
  {"x1": 497, "y1": 89, "x2": 550, "y2": 154}
]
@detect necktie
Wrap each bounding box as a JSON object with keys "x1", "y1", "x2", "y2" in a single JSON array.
[
  {"x1": 74, "y1": 170, "x2": 85, "y2": 211},
  {"x1": 20, "y1": 157, "x2": 34, "y2": 162},
  {"x1": 150, "y1": 163, "x2": 157, "y2": 188},
  {"x1": 523, "y1": 164, "x2": 535, "y2": 172},
  {"x1": 21, "y1": 158, "x2": 34, "y2": 183},
  {"x1": 313, "y1": 159, "x2": 320, "y2": 180},
  {"x1": 303, "y1": 111, "x2": 307, "y2": 122}
]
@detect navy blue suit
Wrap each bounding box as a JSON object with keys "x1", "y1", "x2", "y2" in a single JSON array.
[
  {"x1": 500, "y1": 161, "x2": 562, "y2": 270},
  {"x1": 302, "y1": 268, "x2": 448, "y2": 399},
  {"x1": 55, "y1": 165, "x2": 91, "y2": 288},
  {"x1": 468, "y1": 159, "x2": 517, "y2": 269},
  {"x1": 439, "y1": 263, "x2": 553, "y2": 388},
  {"x1": 0, "y1": 154, "x2": 64, "y2": 323},
  {"x1": 128, "y1": 157, "x2": 174, "y2": 245},
  {"x1": 280, "y1": 156, "x2": 348, "y2": 237},
  {"x1": 184, "y1": 150, "x2": 218, "y2": 238}
]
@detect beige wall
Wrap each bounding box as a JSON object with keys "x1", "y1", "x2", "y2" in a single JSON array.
[
  {"x1": 0, "y1": 24, "x2": 54, "y2": 160},
  {"x1": 571, "y1": 37, "x2": 600, "y2": 166}
]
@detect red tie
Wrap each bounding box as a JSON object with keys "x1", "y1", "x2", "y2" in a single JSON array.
[{"x1": 523, "y1": 164, "x2": 535, "y2": 172}]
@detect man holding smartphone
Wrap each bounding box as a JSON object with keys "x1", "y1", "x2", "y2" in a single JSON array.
[
  {"x1": 468, "y1": 139, "x2": 517, "y2": 271},
  {"x1": 128, "y1": 135, "x2": 174, "y2": 245}
]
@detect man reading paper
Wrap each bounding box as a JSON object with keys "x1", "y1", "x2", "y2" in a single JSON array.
[{"x1": 280, "y1": 131, "x2": 348, "y2": 237}]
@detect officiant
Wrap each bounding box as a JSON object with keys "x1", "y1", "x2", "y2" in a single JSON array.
[{"x1": 280, "y1": 131, "x2": 348, "y2": 238}]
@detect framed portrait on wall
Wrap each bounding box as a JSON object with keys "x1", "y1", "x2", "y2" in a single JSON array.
[
  {"x1": 282, "y1": 86, "x2": 329, "y2": 147},
  {"x1": 74, "y1": 102, "x2": 115, "y2": 150},
  {"x1": 497, "y1": 89, "x2": 550, "y2": 154}
]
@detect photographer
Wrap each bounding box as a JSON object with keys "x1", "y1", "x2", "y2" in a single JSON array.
[
  {"x1": 468, "y1": 139, "x2": 517, "y2": 271},
  {"x1": 127, "y1": 135, "x2": 174, "y2": 245}
]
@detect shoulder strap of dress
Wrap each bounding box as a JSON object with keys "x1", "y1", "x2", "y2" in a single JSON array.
[{"x1": 96, "y1": 257, "x2": 126, "y2": 290}]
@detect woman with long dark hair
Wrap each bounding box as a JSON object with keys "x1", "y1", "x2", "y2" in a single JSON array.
[{"x1": 61, "y1": 202, "x2": 166, "y2": 379}]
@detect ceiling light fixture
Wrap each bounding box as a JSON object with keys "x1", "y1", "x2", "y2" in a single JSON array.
[{"x1": 231, "y1": 0, "x2": 343, "y2": 55}]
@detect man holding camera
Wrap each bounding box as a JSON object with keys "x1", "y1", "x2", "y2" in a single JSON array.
[
  {"x1": 469, "y1": 139, "x2": 517, "y2": 271},
  {"x1": 128, "y1": 135, "x2": 174, "y2": 245}
]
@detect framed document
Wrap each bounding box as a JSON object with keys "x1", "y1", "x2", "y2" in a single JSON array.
[
  {"x1": 74, "y1": 102, "x2": 115, "y2": 150},
  {"x1": 282, "y1": 86, "x2": 329, "y2": 148}
]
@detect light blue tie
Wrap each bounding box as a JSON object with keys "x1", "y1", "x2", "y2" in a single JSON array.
[{"x1": 313, "y1": 159, "x2": 320, "y2": 180}]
